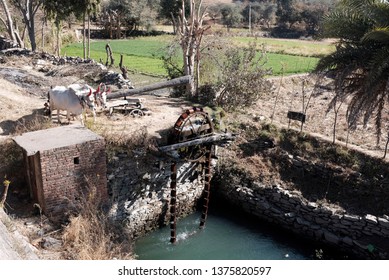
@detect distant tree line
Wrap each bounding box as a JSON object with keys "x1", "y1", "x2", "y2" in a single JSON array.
[{"x1": 0, "y1": 0, "x2": 338, "y2": 54}]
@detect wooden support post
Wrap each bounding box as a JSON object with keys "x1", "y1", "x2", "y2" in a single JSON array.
[
  {"x1": 169, "y1": 162, "x2": 177, "y2": 243},
  {"x1": 119, "y1": 54, "x2": 128, "y2": 80},
  {"x1": 199, "y1": 146, "x2": 212, "y2": 229},
  {"x1": 105, "y1": 43, "x2": 114, "y2": 66}
]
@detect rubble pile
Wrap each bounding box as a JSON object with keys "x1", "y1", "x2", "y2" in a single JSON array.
[{"x1": 0, "y1": 45, "x2": 133, "y2": 90}]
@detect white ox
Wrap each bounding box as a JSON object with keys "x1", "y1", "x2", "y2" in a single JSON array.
[
  {"x1": 93, "y1": 82, "x2": 110, "y2": 109},
  {"x1": 49, "y1": 84, "x2": 95, "y2": 126},
  {"x1": 68, "y1": 84, "x2": 97, "y2": 122}
]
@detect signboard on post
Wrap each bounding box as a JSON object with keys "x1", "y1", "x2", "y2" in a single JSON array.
[
  {"x1": 287, "y1": 111, "x2": 306, "y2": 123},
  {"x1": 287, "y1": 111, "x2": 306, "y2": 130}
]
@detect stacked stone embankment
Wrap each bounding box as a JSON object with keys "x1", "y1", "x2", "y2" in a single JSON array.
[
  {"x1": 213, "y1": 179, "x2": 389, "y2": 259},
  {"x1": 107, "y1": 152, "x2": 208, "y2": 239}
]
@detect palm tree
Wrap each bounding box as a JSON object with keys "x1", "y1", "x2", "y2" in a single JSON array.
[{"x1": 314, "y1": 0, "x2": 389, "y2": 145}]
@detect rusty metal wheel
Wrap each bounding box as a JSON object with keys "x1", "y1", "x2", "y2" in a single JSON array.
[
  {"x1": 171, "y1": 107, "x2": 214, "y2": 162},
  {"x1": 130, "y1": 109, "x2": 144, "y2": 117}
]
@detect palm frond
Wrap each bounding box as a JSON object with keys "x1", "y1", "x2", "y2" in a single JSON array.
[
  {"x1": 363, "y1": 47, "x2": 389, "y2": 93},
  {"x1": 314, "y1": 44, "x2": 370, "y2": 72},
  {"x1": 315, "y1": 0, "x2": 389, "y2": 142},
  {"x1": 340, "y1": 0, "x2": 381, "y2": 12},
  {"x1": 322, "y1": 11, "x2": 371, "y2": 40},
  {"x1": 362, "y1": 27, "x2": 389, "y2": 43}
]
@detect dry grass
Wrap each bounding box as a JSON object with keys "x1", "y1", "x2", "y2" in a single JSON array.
[
  {"x1": 61, "y1": 183, "x2": 134, "y2": 260},
  {"x1": 12, "y1": 114, "x2": 54, "y2": 136}
]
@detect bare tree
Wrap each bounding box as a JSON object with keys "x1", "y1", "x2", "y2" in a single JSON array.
[
  {"x1": 297, "y1": 76, "x2": 316, "y2": 132},
  {"x1": 327, "y1": 93, "x2": 345, "y2": 144},
  {"x1": 176, "y1": 0, "x2": 209, "y2": 97},
  {"x1": 0, "y1": 0, "x2": 20, "y2": 46},
  {"x1": 270, "y1": 63, "x2": 285, "y2": 124},
  {"x1": 12, "y1": 0, "x2": 43, "y2": 51}
]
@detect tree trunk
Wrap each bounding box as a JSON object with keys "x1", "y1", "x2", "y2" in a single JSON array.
[
  {"x1": 26, "y1": 1, "x2": 36, "y2": 51},
  {"x1": 41, "y1": 15, "x2": 45, "y2": 50},
  {"x1": 83, "y1": 12, "x2": 86, "y2": 59},
  {"x1": 87, "y1": 11, "x2": 91, "y2": 59},
  {"x1": 109, "y1": 12, "x2": 113, "y2": 39},
  {"x1": 14, "y1": 25, "x2": 24, "y2": 48},
  {"x1": 332, "y1": 111, "x2": 337, "y2": 144},
  {"x1": 384, "y1": 132, "x2": 389, "y2": 159},
  {"x1": 170, "y1": 12, "x2": 177, "y2": 34},
  {"x1": 177, "y1": 0, "x2": 207, "y2": 98},
  {"x1": 12, "y1": 0, "x2": 42, "y2": 51},
  {"x1": 55, "y1": 21, "x2": 62, "y2": 56},
  {"x1": 0, "y1": 0, "x2": 18, "y2": 45},
  {"x1": 116, "y1": 14, "x2": 121, "y2": 39}
]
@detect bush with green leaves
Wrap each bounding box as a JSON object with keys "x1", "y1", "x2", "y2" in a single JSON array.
[
  {"x1": 210, "y1": 41, "x2": 273, "y2": 111},
  {"x1": 161, "y1": 36, "x2": 273, "y2": 108}
]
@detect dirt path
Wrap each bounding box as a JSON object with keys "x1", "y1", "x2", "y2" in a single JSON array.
[
  {"x1": 0, "y1": 77, "x2": 45, "y2": 140},
  {"x1": 0, "y1": 57, "x2": 191, "y2": 143}
]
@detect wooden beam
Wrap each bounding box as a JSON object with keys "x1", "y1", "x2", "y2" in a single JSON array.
[
  {"x1": 107, "y1": 75, "x2": 192, "y2": 100},
  {"x1": 158, "y1": 133, "x2": 236, "y2": 153}
]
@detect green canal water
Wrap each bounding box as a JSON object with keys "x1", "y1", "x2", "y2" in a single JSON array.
[{"x1": 134, "y1": 206, "x2": 325, "y2": 260}]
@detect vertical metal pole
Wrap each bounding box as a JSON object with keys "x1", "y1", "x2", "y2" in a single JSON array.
[
  {"x1": 169, "y1": 162, "x2": 177, "y2": 243},
  {"x1": 199, "y1": 146, "x2": 212, "y2": 229}
]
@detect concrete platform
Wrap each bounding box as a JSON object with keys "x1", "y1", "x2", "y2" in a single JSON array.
[{"x1": 13, "y1": 124, "x2": 103, "y2": 156}]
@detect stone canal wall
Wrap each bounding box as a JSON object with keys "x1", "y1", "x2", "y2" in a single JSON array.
[
  {"x1": 213, "y1": 179, "x2": 389, "y2": 259},
  {"x1": 107, "y1": 152, "x2": 208, "y2": 239},
  {"x1": 106, "y1": 150, "x2": 388, "y2": 259}
]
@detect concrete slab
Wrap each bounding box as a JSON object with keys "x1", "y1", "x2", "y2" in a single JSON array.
[{"x1": 13, "y1": 124, "x2": 104, "y2": 156}]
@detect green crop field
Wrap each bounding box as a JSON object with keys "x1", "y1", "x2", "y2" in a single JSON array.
[
  {"x1": 232, "y1": 37, "x2": 336, "y2": 57},
  {"x1": 265, "y1": 53, "x2": 319, "y2": 75},
  {"x1": 62, "y1": 35, "x2": 331, "y2": 77}
]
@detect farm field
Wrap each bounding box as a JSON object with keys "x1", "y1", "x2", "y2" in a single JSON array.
[{"x1": 62, "y1": 35, "x2": 334, "y2": 77}]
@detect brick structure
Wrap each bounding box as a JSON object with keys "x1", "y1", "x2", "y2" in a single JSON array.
[{"x1": 13, "y1": 125, "x2": 107, "y2": 218}]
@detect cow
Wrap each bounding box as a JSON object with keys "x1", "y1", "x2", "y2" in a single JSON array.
[
  {"x1": 48, "y1": 85, "x2": 95, "y2": 125},
  {"x1": 93, "y1": 82, "x2": 110, "y2": 109},
  {"x1": 68, "y1": 84, "x2": 97, "y2": 122}
]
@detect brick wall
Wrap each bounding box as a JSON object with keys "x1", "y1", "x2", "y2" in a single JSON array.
[{"x1": 39, "y1": 139, "x2": 107, "y2": 218}]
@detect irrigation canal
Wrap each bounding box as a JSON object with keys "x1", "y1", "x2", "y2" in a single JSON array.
[{"x1": 134, "y1": 204, "x2": 349, "y2": 260}]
